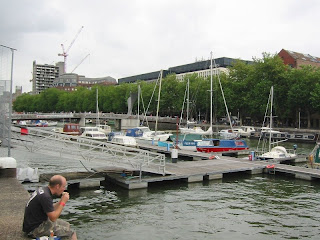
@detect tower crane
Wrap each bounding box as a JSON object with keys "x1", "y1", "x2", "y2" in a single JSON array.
[
  {"x1": 58, "y1": 26, "x2": 84, "y2": 73},
  {"x1": 71, "y1": 53, "x2": 90, "y2": 73}
]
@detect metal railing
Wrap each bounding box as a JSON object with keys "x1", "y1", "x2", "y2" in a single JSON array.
[{"x1": 10, "y1": 126, "x2": 166, "y2": 177}]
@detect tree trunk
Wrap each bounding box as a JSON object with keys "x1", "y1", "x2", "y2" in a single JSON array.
[{"x1": 307, "y1": 110, "x2": 311, "y2": 129}]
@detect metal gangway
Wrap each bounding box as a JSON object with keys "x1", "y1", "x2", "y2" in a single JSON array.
[{"x1": 10, "y1": 126, "x2": 166, "y2": 177}]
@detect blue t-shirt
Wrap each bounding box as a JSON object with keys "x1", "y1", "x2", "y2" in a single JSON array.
[{"x1": 23, "y1": 186, "x2": 54, "y2": 233}]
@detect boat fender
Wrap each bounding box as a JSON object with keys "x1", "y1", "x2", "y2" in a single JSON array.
[
  {"x1": 209, "y1": 155, "x2": 215, "y2": 160},
  {"x1": 266, "y1": 164, "x2": 275, "y2": 169},
  {"x1": 248, "y1": 155, "x2": 252, "y2": 161}
]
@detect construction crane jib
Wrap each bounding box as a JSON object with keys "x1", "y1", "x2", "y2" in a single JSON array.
[{"x1": 58, "y1": 26, "x2": 84, "y2": 73}]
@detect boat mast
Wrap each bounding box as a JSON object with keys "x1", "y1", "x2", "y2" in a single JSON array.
[
  {"x1": 269, "y1": 86, "x2": 274, "y2": 152},
  {"x1": 179, "y1": 79, "x2": 188, "y2": 126},
  {"x1": 210, "y1": 52, "x2": 213, "y2": 138},
  {"x1": 213, "y1": 54, "x2": 233, "y2": 132},
  {"x1": 155, "y1": 70, "x2": 163, "y2": 135},
  {"x1": 137, "y1": 84, "x2": 140, "y2": 127},
  {"x1": 96, "y1": 88, "x2": 100, "y2": 126},
  {"x1": 186, "y1": 78, "x2": 190, "y2": 125}
]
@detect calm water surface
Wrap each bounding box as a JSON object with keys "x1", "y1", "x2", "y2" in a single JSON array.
[
  {"x1": 1, "y1": 139, "x2": 320, "y2": 239},
  {"x1": 64, "y1": 175, "x2": 320, "y2": 240}
]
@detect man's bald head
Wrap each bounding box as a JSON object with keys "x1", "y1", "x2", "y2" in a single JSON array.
[{"x1": 49, "y1": 175, "x2": 66, "y2": 187}]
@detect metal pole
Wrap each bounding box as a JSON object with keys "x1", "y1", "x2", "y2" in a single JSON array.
[
  {"x1": 210, "y1": 52, "x2": 213, "y2": 138},
  {"x1": 269, "y1": 86, "x2": 274, "y2": 152},
  {"x1": 137, "y1": 85, "x2": 140, "y2": 127},
  {"x1": 155, "y1": 70, "x2": 163, "y2": 135},
  {"x1": 96, "y1": 88, "x2": 99, "y2": 126}
]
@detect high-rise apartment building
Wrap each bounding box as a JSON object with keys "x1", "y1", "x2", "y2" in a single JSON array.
[{"x1": 32, "y1": 61, "x2": 64, "y2": 94}]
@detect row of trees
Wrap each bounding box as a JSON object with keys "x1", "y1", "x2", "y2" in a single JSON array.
[{"x1": 13, "y1": 53, "x2": 320, "y2": 127}]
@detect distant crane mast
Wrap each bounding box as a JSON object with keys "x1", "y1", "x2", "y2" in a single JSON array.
[
  {"x1": 58, "y1": 26, "x2": 84, "y2": 73},
  {"x1": 71, "y1": 54, "x2": 90, "y2": 73}
]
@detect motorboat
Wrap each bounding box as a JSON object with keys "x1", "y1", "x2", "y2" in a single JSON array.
[
  {"x1": 108, "y1": 132, "x2": 137, "y2": 147},
  {"x1": 96, "y1": 124, "x2": 112, "y2": 134},
  {"x1": 111, "y1": 135, "x2": 137, "y2": 147},
  {"x1": 52, "y1": 123, "x2": 81, "y2": 135},
  {"x1": 234, "y1": 126, "x2": 256, "y2": 138},
  {"x1": 80, "y1": 126, "x2": 101, "y2": 134},
  {"x1": 126, "y1": 126, "x2": 172, "y2": 142},
  {"x1": 126, "y1": 126, "x2": 153, "y2": 138},
  {"x1": 80, "y1": 130, "x2": 107, "y2": 140}
]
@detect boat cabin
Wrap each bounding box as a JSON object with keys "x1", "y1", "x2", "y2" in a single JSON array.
[
  {"x1": 80, "y1": 126, "x2": 100, "y2": 134},
  {"x1": 126, "y1": 127, "x2": 151, "y2": 137},
  {"x1": 82, "y1": 131, "x2": 107, "y2": 140},
  {"x1": 63, "y1": 123, "x2": 81, "y2": 135}
]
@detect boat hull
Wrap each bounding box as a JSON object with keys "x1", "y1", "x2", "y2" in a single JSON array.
[
  {"x1": 196, "y1": 147, "x2": 249, "y2": 153},
  {"x1": 196, "y1": 139, "x2": 249, "y2": 153}
]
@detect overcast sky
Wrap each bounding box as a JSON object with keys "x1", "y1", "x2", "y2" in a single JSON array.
[{"x1": 1, "y1": 0, "x2": 319, "y2": 93}]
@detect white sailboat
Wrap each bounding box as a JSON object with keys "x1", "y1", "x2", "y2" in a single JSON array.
[
  {"x1": 196, "y1": 52, "x2": 249, "y2": 153},
  {"x1": 257, "y1": 86, "x2": 297, "y2": 160},
  {"x1": 128, "y1": 71, "x2": 172, "y2": 143},
  {"x1": 79, "y1": 91, "x2": 108, "y2": 141},
  {"x1": 179, "y1": 78, "x2": 212, "y2": 135},
  {"x1": 95, "y1": 88, "x2": 112, "y2": 134},
  {"x1": 152, "y1": 70, "x2": 173, "y2": 142}
]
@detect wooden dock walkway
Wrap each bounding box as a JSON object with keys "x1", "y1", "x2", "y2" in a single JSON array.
[{"x1": 93, "y1": 156, "x2": 320, "y2": 189}]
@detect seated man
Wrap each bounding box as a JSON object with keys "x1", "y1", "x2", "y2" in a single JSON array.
[{"x1": 23, "y1": 175, "x2": 77, "y2": 240}]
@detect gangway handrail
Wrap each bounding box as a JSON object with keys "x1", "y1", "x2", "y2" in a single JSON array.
[{"x1": 10, "y1": 126, "x2": 166, "y2": 176}]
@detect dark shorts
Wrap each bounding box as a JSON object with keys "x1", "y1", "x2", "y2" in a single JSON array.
[{"x1": 28, "y1": 219, "x2": 75, "y2": 239}]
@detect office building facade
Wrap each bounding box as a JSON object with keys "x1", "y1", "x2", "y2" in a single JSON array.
[
  {"x1": 32, "y1": 61, "x2": 64, "y2": 94},
  {"x1": 118, "y1": 57, "x2": 252, "y2": 84}
]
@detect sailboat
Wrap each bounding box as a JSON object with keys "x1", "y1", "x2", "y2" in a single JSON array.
[
  {"x1": 196, "y1": 52, "x2": 249, "y2": 154},
  {"x1": 126, "y1": 71, "x2": 172, "y2": 142},
  {"x1": 179, "y1": 78, "x2": 212, "y2": 135},
  {"x1": 151, "y1": 70, "x2": 173, "y2": 142},
  {"x1": 257, "y1": 86, "x2": 297, "y2": 160},
  {"x1": 95, "y1": 88, "x2": 112, "y2": 134},
  {"x1": 80, "y1": 88, "x2": 108, "y2": 141}
]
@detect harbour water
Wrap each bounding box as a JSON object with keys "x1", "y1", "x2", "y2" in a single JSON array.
[{"x1": 1, "y1": 139, "x2": 320, "y2": 239}]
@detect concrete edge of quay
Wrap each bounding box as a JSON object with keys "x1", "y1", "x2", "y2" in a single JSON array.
[{"x1": 0, "y1": 174, "x2": 30, "y2": 240}]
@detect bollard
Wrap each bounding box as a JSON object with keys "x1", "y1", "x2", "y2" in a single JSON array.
[
  {"x1": 250, "y1": 151, "x2": 255, "y2": 161},
  {"x1": 171, "y1": 148, "x2": 178, "y2": 163},
  {"x1": 166, "y1": 143, "x2": 170, "y2": 151},
  {"x1": 0, "y1": 157, "x2": 17, "y2": 178}
]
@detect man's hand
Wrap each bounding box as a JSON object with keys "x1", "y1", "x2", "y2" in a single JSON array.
[{"x1": 61, "y1": 192, "x2": 70, "y2": 203}]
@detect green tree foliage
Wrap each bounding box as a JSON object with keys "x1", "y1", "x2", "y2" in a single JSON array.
[{"x1": 13, "y1": 52, "x2": 320, "y2": 128}]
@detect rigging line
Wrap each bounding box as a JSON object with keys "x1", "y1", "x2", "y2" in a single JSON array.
[
  {"x1": 179, "y1": 80, "x2": 188, "y2": 126},
  {"x1": 256, "y1": 87, "x2": 272, "y2": 152},
  {"x1": 142, "y1": 71, "x2": 161, "y2": 124},
  {"x1": 140, "y1": 89, "x2": 149, "y2": 127},
  {"x1": 212, "y1": 54, "x2": 233, "y2": 131},
  {"x1": 186, "y1": 79, "x2": 199, "y2": 121}
]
